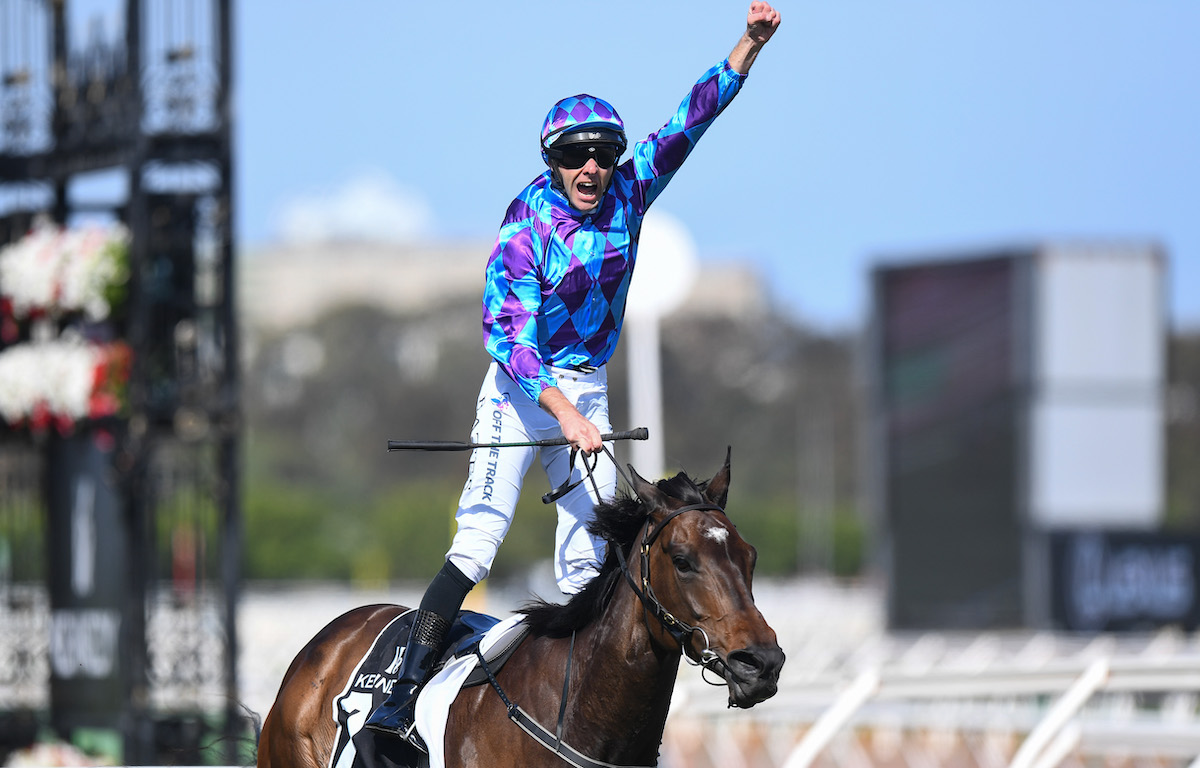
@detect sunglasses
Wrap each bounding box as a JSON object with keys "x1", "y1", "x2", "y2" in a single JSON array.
[{"x1": 549, "y1": 144, "x2": 621, "y2": 170}]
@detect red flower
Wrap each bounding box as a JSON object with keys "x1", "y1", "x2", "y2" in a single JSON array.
[
  {"x1": 89, "y1": 391, "x2": 121, "y2": 419},
  {"x1": 28, "y1": 402, "x2": 51, "y2": 434}
]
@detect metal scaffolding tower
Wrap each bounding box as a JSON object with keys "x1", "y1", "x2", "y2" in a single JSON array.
[{"x1": 0, "y1": 0, "x2": 243, "y2": 762}]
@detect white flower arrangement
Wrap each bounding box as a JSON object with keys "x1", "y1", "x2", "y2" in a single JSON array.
[
  {"x1": 0, "y1": 218, "x2": 130, "y2": 321},
  {"x1": 0, "y1": 220, "x2": 132, "y2": 431},
  {"x1": 0, "y1": 331, "x2": 101, "y2": 426}
]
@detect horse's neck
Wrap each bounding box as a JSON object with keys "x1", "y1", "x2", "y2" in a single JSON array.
[{"x1": 570, "y1": 581, "x2": 683, "y2": 760}]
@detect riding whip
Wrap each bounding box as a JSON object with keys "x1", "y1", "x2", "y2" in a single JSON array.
[{"x1": 387, "y1": 427, "x2": 648, "y2": 452}]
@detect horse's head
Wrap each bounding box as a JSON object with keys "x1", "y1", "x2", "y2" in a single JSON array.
[{"x1": 627, "y1": 450, "x2": 785, "y2": 708}]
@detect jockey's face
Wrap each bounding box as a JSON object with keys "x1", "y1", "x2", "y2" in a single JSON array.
[{"x1": 553, "y1": 150, "x2": 616, "y2": 213}]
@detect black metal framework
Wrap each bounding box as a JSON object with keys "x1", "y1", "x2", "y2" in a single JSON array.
[{"x1": 0, "y1": 0, "x2": 241, "y2": 763}]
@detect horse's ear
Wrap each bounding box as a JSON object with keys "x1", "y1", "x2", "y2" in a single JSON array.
[
  {"x1": 629, "y1": 464, "x2": 665, "y2": 511},
  {"x1": 704, "y1": 447, "x2": 732, "y2": 509}
]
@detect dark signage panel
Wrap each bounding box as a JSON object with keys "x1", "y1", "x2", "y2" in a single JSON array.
[
  {"x1": 877, "y1": 255, "x2": 1027, "y2": 629},
  {"x1": 45, "y1": 433, "x2": 129, "y2": 732},
  {"x1": 1050, "y1": 530, "x2": 1200, "y2": 632}
]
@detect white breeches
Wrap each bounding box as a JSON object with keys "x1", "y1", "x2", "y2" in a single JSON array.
[{"x1": 446, "y1": 362, "x2": 615, "y2": 595}]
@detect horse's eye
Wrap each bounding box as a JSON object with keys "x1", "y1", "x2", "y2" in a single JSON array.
[{"x1": 673, "y1": 555, "x2": 694, "y2": 573}]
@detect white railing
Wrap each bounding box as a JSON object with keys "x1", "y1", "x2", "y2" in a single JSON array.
[{"x1": 664, "y1": 624, "x2": 1200, "y2": 768}]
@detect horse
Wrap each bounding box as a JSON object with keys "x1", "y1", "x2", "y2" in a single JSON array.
[{"x1": 257, "y1": 451, "x2": 785, "y2": 768}]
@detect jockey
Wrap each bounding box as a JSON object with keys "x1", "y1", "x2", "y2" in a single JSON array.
[{"x1": 365, "y1": 1, "x2": 781, "y2": 748}]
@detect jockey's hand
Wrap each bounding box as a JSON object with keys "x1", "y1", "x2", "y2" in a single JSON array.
[
  {"x1": 539, "y1": 387, "x2": 603, "y2": 454},
  {"x1": 730, "y1": 1, "x2": 781, "y2": 74},
  {"x1": 746, "y1": 1, "x2": 781, "y2": 45},
  {"x1": 561, "y1": 411, "x2": 603, "y2": 455}
]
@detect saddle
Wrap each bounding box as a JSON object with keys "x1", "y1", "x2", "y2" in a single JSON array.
[
  {"x1": 336, "y1": 609, "x2": 530, "y2": 768},
  {"x1": 442, "y1": 611, "x2": 530, "y2": 686}
]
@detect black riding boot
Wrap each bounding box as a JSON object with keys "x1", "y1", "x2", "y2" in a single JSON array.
[
  {"x1": 362, "y1": 608, "x2": 449, "y2": 746},
  {"x1": 363, "y1": 561, "x2": 473, "y2": 748}
]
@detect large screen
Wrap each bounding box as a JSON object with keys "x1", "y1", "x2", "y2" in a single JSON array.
[{"x1": 874, "y1": 252, "x2": 1026, "y2": 629}]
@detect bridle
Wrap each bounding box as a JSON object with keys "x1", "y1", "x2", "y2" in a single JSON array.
[{"x1": 613, "y1": 502, "x2": 733, "y2": 686}]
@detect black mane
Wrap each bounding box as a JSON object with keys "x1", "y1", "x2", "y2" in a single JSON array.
[{"x1": 519, "y1": 471, "x2": 711, "y2": 637}]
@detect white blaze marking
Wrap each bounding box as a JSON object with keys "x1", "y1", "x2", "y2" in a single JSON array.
[{"x1": 704, "y1": 526, "x2": 729, "y2": 544}]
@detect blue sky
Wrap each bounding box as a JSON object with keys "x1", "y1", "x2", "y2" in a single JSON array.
[{"x1": 233, "y1": 2, "x2": 1200, "y2": 331}]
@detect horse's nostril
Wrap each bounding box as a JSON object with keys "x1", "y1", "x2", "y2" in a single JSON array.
[
  {"x1": 727, "y1": 649, "x2": 763, "y2": 675},
  {"x1": 728, "y1": 645, "x2": 785, "y2": 680}
]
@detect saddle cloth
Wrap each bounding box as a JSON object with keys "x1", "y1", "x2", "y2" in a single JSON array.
[{"x1": 332, "y1": 610, "x2": 529, "y2": 768}]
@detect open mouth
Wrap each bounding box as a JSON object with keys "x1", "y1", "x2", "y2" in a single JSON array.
[{"x1": 726, "y1": 672, "x2": 779, "y2": 709}]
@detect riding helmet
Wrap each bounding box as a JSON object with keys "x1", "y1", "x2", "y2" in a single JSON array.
[{"x1": 540, "y1": 94, "x2": 627, "y2": 165}]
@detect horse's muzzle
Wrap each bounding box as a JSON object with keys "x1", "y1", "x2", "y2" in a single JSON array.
[{"x1": 724, "y1": 643, "x2": 786, "y2": 708}]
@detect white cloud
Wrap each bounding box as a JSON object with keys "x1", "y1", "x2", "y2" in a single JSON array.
[{"x1": 273, "y1": 170, "x2": 434, "y2": 244}]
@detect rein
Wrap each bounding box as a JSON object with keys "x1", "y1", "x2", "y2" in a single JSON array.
[
  {"x1": 542, "y1": 442, "x2": 631, "y2": 505},
  {"x1": 476, "y1": 498, "x2": 733, "y2": 768}
]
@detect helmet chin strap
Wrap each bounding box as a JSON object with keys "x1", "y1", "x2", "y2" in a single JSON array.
[{"x1": 548, "y1": 162, "x2": 566, "y2": 193}]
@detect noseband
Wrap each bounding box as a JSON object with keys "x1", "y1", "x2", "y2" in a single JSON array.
[{"x1": 614, "y1": 502, "x2": 732, "y2": 684}]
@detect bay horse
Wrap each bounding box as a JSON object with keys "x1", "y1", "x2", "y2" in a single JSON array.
[{"x1": 257, "y1": 451, "x2": 784, "y2": 768}]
